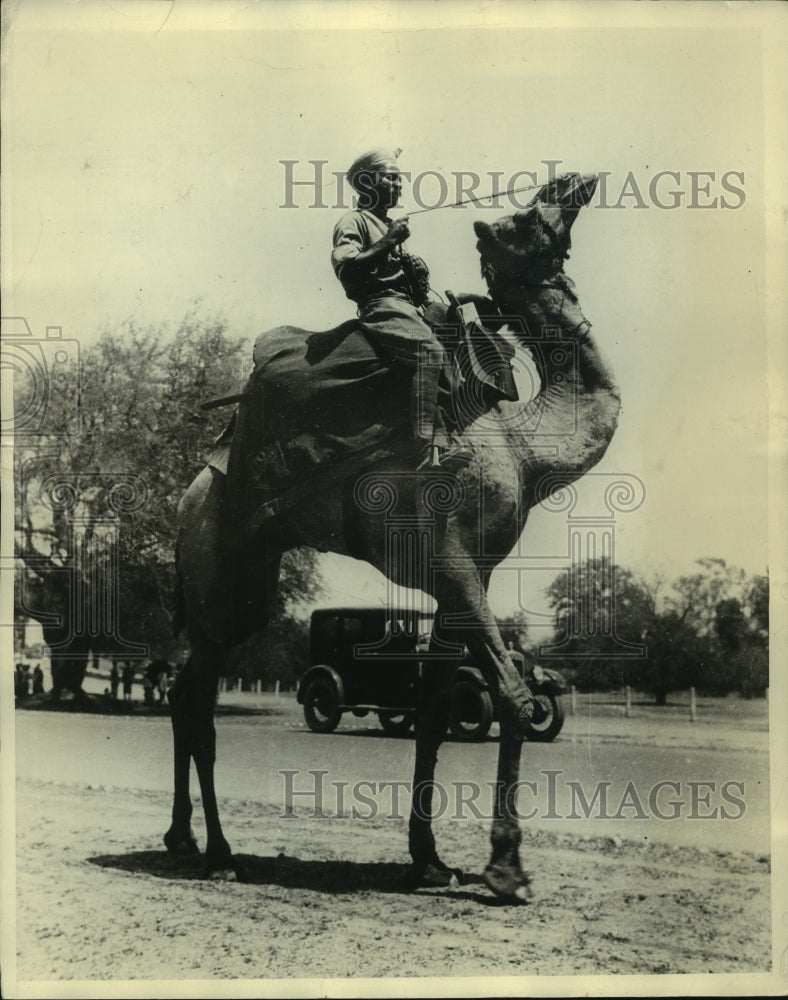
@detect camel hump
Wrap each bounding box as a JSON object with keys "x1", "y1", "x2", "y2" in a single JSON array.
[{"x1": 221, "y1": 320, "x2": 412, "y2": 541}]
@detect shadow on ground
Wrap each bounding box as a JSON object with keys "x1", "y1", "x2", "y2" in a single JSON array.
[{"x1": 86, "y1": 850, "x2": 506, "y2": 903}]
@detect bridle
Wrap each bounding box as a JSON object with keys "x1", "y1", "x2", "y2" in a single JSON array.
[
  {"x1": 478, "y1": 210, "x2": 592, "y2": 339},
  {"x1": 480, "y1": 204, "x2": 572, "y2": 294}
]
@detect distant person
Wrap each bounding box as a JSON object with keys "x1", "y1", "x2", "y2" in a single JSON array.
[
  {"x1": 143, "y1": 672, "x2": 155, "y2": 706},
  {"x1": 157, "y1": 666, "x2": 170, "y2": 704},
  {"x1": 122, "y1": 662, "x2": 134, "y2": 701},
  {"x1": 145, "y1": 659, "x2": 171, "y2": 705},
  {"x1": 32, "y1": 663, "x2": 44, "y2": 695},
  {"x1": 21, "y1": 663, "x2": 32, "y2": 697},
  {"x1": 110, "y1": 661, "x2": 120, "y2": 700}
]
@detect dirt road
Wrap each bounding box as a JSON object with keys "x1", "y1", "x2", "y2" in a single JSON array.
[{"x1": 10, "y1": 695, "x2": 774, "y2": 990}]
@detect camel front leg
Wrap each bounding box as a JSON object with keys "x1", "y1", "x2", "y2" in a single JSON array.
[
  {"x1": 464, "y1": 619, "x2": 534, "y2": 903},
  {"x1": 484, "y1": 698, "x2": 533, "y2": 902},
  {"x1": 422, "y1": 563, "x2": 534, "y2": 901}
]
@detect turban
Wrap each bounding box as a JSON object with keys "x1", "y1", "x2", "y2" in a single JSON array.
[{"x1": 347, "y1": 147, "x2": 402, "y2": 193}]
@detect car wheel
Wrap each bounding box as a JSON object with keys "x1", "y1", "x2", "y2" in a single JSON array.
[
  {"x1": 524, "y1": 693, "x2": 565, "y2": 742},
  {"x1": 377, "y1": 710, "x2": 415, "y2": 736},
  {"x1": 449, "y1": 680, "x2": 494, "y2": 742},
  {"x1": 302, "y1": 676, "x2": 342, "y2": 733}
]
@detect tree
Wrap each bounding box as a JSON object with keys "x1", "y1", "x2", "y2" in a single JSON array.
[
  {"x1": 543, "y1": 556, "x2": 769, "y2": 702},
  {"x1": 746, "y1": 574, "x2": 769, "y2": 637},
  {"x1": 15, "y1": 311, "x2": 324, "y2": 697},
  {"x1": 712, "y1": 579, "x2": 769, "y2": 698},
  {"x1": 638, "y1": 610, "x2": 708, "y2": 705},
  {"x1": 543, "y1": 558, "x2": 654, "y2": 691},
  {"x1": 666, "y1": 558, "x2": 747, "y2": 636},
  {"x1": 714, "y1": 597, "x2": 747, "y2": 655},
  {"x1": 665, "y1": 560, "x2": 768, "y2": 697},
  {"x1": 497, "y1": 612, "x2": 529, "y2": 652}
]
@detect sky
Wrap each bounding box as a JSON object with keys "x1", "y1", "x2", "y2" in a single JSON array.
[{"x1": 2, "y1": 1, "x2": 785, "y2": 638}]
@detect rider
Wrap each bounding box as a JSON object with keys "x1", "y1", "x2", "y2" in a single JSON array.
[{"x1": 331, "y1": 148, "x2": 472, "y2": 469}]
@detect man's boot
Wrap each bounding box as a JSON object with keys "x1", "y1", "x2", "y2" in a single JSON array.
[{"x1": 411, "y1": 341, "x2": 474, "y2": 471}]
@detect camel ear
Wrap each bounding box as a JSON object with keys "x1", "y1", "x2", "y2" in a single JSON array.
[
  {"x1": 473, "y1": 220, "x2": 494, "y2": 242},
  {"x1": 561, "y1": 173, "x2": 598, "y2": 208}
]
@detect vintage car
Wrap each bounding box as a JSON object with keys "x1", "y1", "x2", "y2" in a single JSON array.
[{"x1": 296, "y1": 607, "x2": 566, "y2": 742}]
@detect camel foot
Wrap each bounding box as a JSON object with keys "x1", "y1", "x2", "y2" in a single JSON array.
[
  {"x1": 483, "y1": 864, "x2": 532, "y2": 904},
  {"x1": 203, "y1": 847, "x2": 246, "y2": 883},
  {"x1": 163, "y1": 827, "x2": 199, "y2": 855},
  {"x1": 409, "y1": 859, "x2": 463, "y2": 890},
  {"x1": 207, "y1": 866, "x2": 238, "y2": 882}
]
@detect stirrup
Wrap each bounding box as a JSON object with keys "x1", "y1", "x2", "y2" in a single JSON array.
[{"x1": 435, "y1": 444, "x2": 475, "y2": 472}]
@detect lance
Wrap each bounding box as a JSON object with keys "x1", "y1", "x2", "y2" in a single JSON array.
[{"x1": 398, "y1": 181, "x2": 544, "y2": 216}]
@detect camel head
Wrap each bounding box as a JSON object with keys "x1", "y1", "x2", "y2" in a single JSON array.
[{"x1": 473, "y1": 172, "x2": 598, "y2": 286}]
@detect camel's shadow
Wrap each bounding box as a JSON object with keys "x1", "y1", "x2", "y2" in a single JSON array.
[{"x1": 87, "y1": 850, "x2": 508, "y2": 904}]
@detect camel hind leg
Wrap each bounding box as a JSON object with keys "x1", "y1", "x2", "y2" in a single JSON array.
[
  {"x1": 164, "y1": 640, "x2": 230, "y2": 868},
  {"x1": 185, "y1": 540, "x2": 282, "y2": 877},
  {"x1": 169, "y1": 627, "x2": 236, "y2": 875},
  {"x1": 164, "y1": 658, "x2": 199, "y2": 855},
  {"x1": 165, "y1": 465, "x2": 281, "y2": 876},
  {"x1": 408, "y1": 612, "x2": 464, "y2": 886}
]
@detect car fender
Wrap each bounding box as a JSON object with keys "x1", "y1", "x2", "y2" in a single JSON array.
[
  {"x1": 534, "y1": 667, "x2": 567, "y2": 695},
  {"x1": 297, "y1": 665, "x2": 345, "y2": 705}
]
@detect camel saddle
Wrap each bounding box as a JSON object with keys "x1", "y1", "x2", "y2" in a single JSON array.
[{"x1": 216, "y1": 299, "x2": 518, "y2": 545}]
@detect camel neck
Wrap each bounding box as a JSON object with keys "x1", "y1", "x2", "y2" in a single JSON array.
[{"x1": 470, "y1": 276, "x2": 621, "y2": 494}]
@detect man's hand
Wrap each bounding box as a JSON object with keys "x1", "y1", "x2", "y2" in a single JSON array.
[
  {"x1": 384, "y1": 217, "x2": 410, "y2": 247},
  {"x1": 339, "y1": 215, "x2": 411, "y2": 283}
]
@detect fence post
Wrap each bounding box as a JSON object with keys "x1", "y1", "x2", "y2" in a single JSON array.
[
  {"x1": 236, "y1": 678, "x2": 242, "y2": 692},
  {"x1": 690, "y1": 687, "x2": 697, "y2": 722},
  {"x1": 275, "y1": 679, "x2": 280, "y2": 698},
  {"x1": 625, "y1": 685, "x2": 631, "y2": 718}
]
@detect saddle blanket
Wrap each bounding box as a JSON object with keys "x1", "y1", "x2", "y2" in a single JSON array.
[{"x1": 221, "y1": 321, "x2": 412, "y2": 543}]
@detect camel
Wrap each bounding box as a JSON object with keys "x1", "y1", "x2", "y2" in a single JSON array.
[{"x1": 165, "y1": 172, "x2": 621, "y2": 902}]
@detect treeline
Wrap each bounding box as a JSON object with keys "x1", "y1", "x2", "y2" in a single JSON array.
[
  {"x1": 14, "y1": 313, "x2": 324, "y2": 695},
  {"x1": 538, "y1": 557, "x2": 768, "y2": 702}
]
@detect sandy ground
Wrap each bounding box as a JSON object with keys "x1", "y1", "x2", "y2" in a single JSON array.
[{"x1": 10, "y1": 693, "x2": 775, "y2": 991}]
